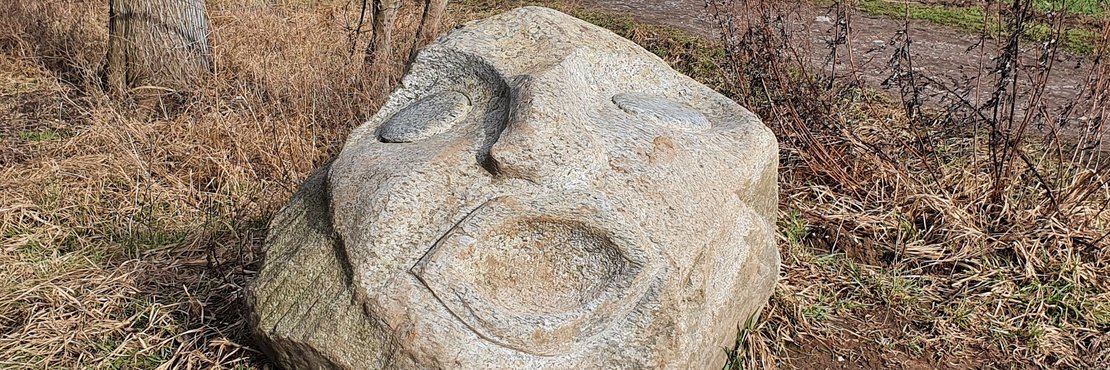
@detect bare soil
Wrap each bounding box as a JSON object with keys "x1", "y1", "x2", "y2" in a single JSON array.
[
  {"x1": 575, "y1": 0, "x2": 1095, "y2": 126},
  {"x1": 778, "y1": 308, "x2": 1017, "y2": 370}
]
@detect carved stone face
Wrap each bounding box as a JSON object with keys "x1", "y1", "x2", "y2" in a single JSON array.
[{"x1": 251, "y1": 7, "x2": 779, "y2": 369}]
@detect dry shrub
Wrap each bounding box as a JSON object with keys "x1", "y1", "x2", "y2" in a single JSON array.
[
  {"x1": 707, "y1": 0, "x2": 1110, "y2": 368},
  {"x1": 0, "y1": 0, "x2": 433, "y2": 367}
]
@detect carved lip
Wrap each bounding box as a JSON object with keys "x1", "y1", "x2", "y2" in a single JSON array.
[{"x1": 411, "y1": 194, "x2": 661, "y2": 356}]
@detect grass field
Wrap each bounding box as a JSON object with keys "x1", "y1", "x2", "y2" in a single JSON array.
[
  {"x1": 1032, "y1": 0, "x2": 1106, "y2": 16},
  {"x1": 1, "y1": 0, "x2": 1108, "y2": 369},
  {"x1": 857, "y1": 0, "x2": 1103, "y2": 54}
]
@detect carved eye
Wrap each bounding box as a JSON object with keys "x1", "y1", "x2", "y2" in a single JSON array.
[
  {"x1": 612, "y1": 92, "x2": 710, "y2": 130},
  {"x1": 411, "y1": 195, "x2": 660, "y2": 356},
  {"x1": 379, "y1": 90, "x2": 472, "y2": 143}
]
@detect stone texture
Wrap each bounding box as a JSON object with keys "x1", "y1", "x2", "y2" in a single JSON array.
[{"x1": 248, "y1": 6, "x2": 779, "y2": 369}]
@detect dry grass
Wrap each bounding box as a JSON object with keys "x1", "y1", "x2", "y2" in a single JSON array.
[
  {"x1": 747, "y1": 95, "x2": 1110, "y2": 369},
  {"x1": 1, "y1": 0, "x2": 1108, "y2": 369},
  {"x1": 0, "y1": 0, "x2": 412, "y2": 367},
  {"x1": 705, "y1": 1, "x2": 1110, "y2": 368}
]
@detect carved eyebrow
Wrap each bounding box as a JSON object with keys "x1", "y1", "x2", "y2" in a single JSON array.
[
  {"x1": 378, "y1": 90, "x2": 473, "y2": 143},
  {"x1": 612, "y1": 92, "x2": 710, "y2": 130}
]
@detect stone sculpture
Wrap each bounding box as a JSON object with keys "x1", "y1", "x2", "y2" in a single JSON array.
[{"x1": 248, "y1": 6, "x2": 779, "y2": 369}]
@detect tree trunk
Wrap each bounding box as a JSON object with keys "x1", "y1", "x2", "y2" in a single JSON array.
[
  {"x1": 409, "y1": 0, "x2": 447, "y2": 60},
  {"x1": 364, "y1": 0, "x2": 399, "y2": 68},
  {"x1": 106, "y1": 0, "x2": 212, "y2": 92}
]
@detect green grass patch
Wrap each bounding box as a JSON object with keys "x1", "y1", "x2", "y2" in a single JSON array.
[
  {"x1": 858, "y1": 0, "x2": 1100, "y2": 55},
  {"x1": 859, "y1": 0, "x2": 988, "y2": 31},
  {"x1": 18, "y1": 128, "x2": 60, "y2": 142},
  {"x1": 1031, "y1": 0, "x2": 1106, "y2": 16},
  {"x1": 91, "y1": 334, "x2": 173, "y2": 369},
  {"x1": 781, "y1": 209, "x2": 809, "y2": 246},
  {"x1": 868, "y1": 268, "x2": 921, "y2": 306}
]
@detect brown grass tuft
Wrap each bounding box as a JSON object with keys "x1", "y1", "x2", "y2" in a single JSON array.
[{"x1": 0, "y1": 0, "x2": 430, "y2": 367}]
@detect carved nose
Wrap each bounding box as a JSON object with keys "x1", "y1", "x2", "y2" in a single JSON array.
[{"x1": 487, "y1": 76, "x2": 608, "y2": 185}]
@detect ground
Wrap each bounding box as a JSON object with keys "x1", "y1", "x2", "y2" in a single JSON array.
[
  {"x1": 578, "y1": 0, "x2": 1093, "y2": 122},
  {"x1": 1, "y1": 0, "x2": 1107, "y2": 369}
]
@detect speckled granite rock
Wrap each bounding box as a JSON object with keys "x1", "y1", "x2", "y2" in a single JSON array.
[{"x1": 247, "y1": 6, "x2": 779, "y2": 369}]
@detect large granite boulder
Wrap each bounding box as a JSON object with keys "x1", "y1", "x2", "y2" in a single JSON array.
[{"x1": 247, "y1": 6, "x2": 779, "y2": 369}]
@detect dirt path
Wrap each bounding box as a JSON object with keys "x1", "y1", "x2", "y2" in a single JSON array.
[{"x1": 577, "y1": 0, "x2": 1095, "y2": 129}]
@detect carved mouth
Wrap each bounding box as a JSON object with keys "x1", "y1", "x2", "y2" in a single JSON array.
[{"x1": 411, "y1": 194, "x2": 660, "y2": 356}]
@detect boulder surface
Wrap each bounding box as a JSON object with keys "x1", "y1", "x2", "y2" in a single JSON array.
[{"x1": 248, "y1": 6, "x2": 779, "y2": 369}]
